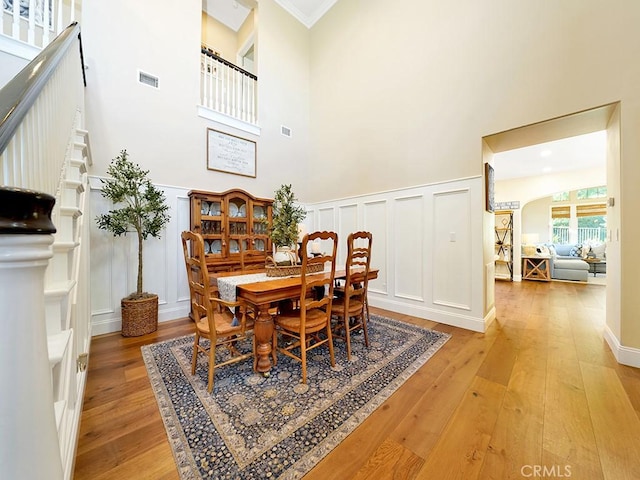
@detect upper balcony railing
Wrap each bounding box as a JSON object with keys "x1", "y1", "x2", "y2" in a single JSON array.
[
  {"x1": 200, "y1": 46, "x2": 257, "y2": 126},
  {"x1": 2, "y1": 0, "x2": 79, "y2": 54}
]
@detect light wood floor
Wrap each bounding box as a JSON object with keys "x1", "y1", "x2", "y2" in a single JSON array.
[{"x1": 73, "y1": 280, "x2": 640, "y2": 479}]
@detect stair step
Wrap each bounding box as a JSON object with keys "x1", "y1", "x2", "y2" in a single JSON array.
[{"x1": 48, "y1": 329, "x2": 72, "y2": 367}]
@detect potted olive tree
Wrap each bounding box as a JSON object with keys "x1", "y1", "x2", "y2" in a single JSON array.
[
  {"x1": 270, "y1": 184, "x2": 306, "y2": 265},
  {"x1": 96, "y1": 149, "x2": 170, "y2": 336}
]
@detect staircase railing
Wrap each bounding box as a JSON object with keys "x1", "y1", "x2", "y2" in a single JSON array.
[
  {"x1": 0, "y1": 21, "x2": 91, "y2": 480},
  {"x1": 1, "y1": 0, "x2": 78, "y2": 52},
  {"x1": 200, "y1": 46, "x2": 257, "y2": 125}
]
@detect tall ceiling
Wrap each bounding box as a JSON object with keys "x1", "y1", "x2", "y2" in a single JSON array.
[{"x1": 203, "y1": 0, "x2": 338, "y2": 30}]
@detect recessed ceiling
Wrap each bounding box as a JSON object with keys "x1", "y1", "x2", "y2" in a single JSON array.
[
  {"x1": 203, "y1": 0, "x2": 337, "y2": 31},
  {"x1": 203, "y1": 0, "x2": 252, "y2": 32},
  {"x1": 273, "y1": 0, "x2": 339, "y2": 28},
  {"x1": 493, "y1": 130, "x2": 607, "y2": 181}
]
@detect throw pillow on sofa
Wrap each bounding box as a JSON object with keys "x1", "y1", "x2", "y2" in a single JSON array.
[
  {"x1": 591, "y1": 243, "x2": 606, "y2": 259},
  {"x1": 569, "y1": 245, "x2": 582, "y2": 257}
]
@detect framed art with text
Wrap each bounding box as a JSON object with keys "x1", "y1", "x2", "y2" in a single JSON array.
[
  {"x1": 207, "y1": 128, "x2": 257, "y2": 178},
  {"x1": 485, "y1": 163, "x2": 495, "y2": 213}
]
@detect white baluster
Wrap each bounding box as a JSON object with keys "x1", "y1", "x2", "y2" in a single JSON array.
[
  {"x1": 12, "y1": 0, "x2": 20, "y2": 39},
  {"x1": 28, "y1": 0, "x2": 36, "y2": 46},
  {"x1": 43, "y1": 0, "x2": 50, "y2": 46},
  {"x1": 56, "y1": 0, "x2": 63, "y2": 33},
  {"x1": 214, "y1": 59, "x2": 220, "y2": 111}
]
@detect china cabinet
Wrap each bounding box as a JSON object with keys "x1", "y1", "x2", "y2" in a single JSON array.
[{"x1": 188, "y1": 189, "x2": 273, "y2": 272}]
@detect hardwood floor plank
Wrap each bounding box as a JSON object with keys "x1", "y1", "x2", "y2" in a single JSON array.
[
  {"x1": 478, "y1": 324, "x2": 547, "y2": 479},
  {"x1": 580, "y1": 361, "x2": 640, "y2": 480},
  {"x1": 389, "y1": 327, "x2": 498, "y2": 459},
  {"x1": 542, "y1": 306, "x2": 603, "y2": 479},
  {"x1": 416, "y1": 376, "x2": 506, "y2": 480},
  {"x1": 351, "y1": 439, "x2": 424, "y2": 480}
]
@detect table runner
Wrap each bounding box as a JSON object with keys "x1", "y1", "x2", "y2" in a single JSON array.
[{"x1": 216, "y1": 272, "x2": 272, "y2": 303}]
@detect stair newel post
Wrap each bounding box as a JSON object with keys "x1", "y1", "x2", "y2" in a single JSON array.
[{"x1": 0, "y1": 187, "x2": 63, "y2": 480}]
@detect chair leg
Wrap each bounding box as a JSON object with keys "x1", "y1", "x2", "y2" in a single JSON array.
[
  {"x1": 326, "y1": 322, "x2": 336, "y2": 367},
  {"x1": 300, "y1": 332, "x2": 307, "y2": 384},
  {"x1": 191, "y1": 333, "x2": 200, "y2": 375},
  {"x1": 344, "y1": 314, "x2": 353, "y2": 361},
  {"x1": 207, "y1": 344, "x2": 215, "y2": 393},
  {"x1": 361, "y1": 312, "x2": 370, "y2": 348}
]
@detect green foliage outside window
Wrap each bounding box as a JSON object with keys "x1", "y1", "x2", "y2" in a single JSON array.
[
  {"x1": 577, "y1": 186, "x2": 607, "y2": 199},
  {"x1": 552, "y1": 191, "x2": 569, "y2": 202}
]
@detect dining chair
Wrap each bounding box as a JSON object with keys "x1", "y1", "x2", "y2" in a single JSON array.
[
  {"x1": 272, "y1": 231, "x2": 338, "y2": 384},
  {"x1": 331, "y1": 231, "x2": 372, "y2": 361},
  {"x1": 239, "y1": 235, "x2": 266, "y2": 271},
  {"x1": 181, "y1": 231, "x2": 254, "y2": 393}
]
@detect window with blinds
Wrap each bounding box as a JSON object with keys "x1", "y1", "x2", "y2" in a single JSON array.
[
  {"x1": 577, "y1": 203, "x2": 607, "y2": 217},
  {"x1": 551, "y1": 206, "x2": 571, "y2": 218}
]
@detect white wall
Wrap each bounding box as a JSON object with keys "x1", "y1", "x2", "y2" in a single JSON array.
[
  {"x1": 0, "y1": 50, "x2": 28, "y2": 89},
  {"x1": 81, "y1": 0, "x2": 310, "y2": 201}
]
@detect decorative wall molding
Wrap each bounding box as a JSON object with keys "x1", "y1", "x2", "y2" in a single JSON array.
[{"x1": 306, "y1": 176, "x2": 486, "y2": 332}]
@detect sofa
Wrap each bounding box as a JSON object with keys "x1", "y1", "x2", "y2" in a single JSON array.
[{"x1": 547, "y1": 244, "x2": 590, "y2": 282}]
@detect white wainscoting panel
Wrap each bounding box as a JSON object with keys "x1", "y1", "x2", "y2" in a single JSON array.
[
  {"x1": 176, "y1": 195, "x2": 192, "y2": 303},
  {"x1": 432, "y1": 188, "x2": 471, "y2": 310},
  {"x1": 317, "y1": 207, "x2": 335, "y2": 231},
  {"x1": 363, "y1": 200, "x2": 388, "y2": 295},
  {"x1": 89, "y1": 179, "x2": 191, "y2": 335},
  {"x1": 393, "y1": 195, "x2": 424, "y2": 301},
  {"x1": 306, "y1": 176, "x2": 486, "y2": 332},
  {"x1": 337, "y1": 204, "x2": 358, "y2": 264}
]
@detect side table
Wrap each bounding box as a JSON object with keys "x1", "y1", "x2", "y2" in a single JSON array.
[
  {"x1": 522, "y1": 256, "x2": 551, "y2": 282},
  {"x1": 585, "y1": 257, "x2": 606, "y2": 276}
]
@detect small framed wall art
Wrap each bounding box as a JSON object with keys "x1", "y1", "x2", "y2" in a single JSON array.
[
  {"x1": 207, "y1": 128, "x2": 257, "y2": 178},
  {"x1": 485, "y1": 163, "x2": 495, "y2": 213}
]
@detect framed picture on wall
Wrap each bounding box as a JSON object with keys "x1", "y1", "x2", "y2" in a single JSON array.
[
  {"x1": 485, "y1": 163, "x2": 495, "y2": 212},
  {"x1": 207, "y1": 128, "x2": 257, "y2": 178}
]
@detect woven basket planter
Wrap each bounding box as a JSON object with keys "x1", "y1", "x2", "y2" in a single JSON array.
[
  {"x1": 121, "y1": 294, "x2": 158, "y2": 337},
  {"x1": 265, "y1": 262, "x2": 323, "y2": 277}
]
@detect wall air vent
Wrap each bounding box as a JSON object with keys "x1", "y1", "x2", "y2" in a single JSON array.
[
  {"x1": 138, "y1": 70, "x2": 159, "y2": 89},
  {"x1": 281, "y1": 125, "x2": 292, "y2": 137}
]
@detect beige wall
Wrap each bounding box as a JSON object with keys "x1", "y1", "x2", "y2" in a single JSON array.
[
  {"x1": 82, "y1": 0, "x2": 310, "y2": 201},
  {"x1": 201, "y1": 12, "x2": 237, "y2": 60}
]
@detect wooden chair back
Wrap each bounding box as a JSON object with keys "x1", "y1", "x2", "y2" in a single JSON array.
[
  {"x1": 299, "y1": 230, "x2": 338, "y2": 315},
  {"x1": 343, "y1": 231, "x2": 373, "y2": 301},
  {"x1": 239, "y1": 235, "x2": 266, "y2": 271}
]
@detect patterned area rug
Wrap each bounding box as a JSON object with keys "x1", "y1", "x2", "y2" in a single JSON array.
[{"x1": 142, "y1": 314, "x2": 450, "y2": 479}]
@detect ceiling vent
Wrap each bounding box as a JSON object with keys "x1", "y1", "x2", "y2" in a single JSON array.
[
  {"x1": 138, "y1": 70, "x2": 159, "y2": 89},
  {"x1": 281, "y1": 125, "x2": 292, "y2": 138}
]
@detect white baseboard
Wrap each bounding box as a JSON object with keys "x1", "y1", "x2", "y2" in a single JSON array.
[
  {"x1": 604, "y1": 324, "x2": 640, "y2": 368},
  {"x1": 91, "y1": 304, "x2": 190, "y2": 336},
  {"x1": 370, "y1": 297, "x2": 486, "y2": 332}
]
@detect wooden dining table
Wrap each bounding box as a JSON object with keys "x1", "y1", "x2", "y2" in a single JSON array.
[{"x1": 212, "y1": 268, "x2": 378, "y2": 374}]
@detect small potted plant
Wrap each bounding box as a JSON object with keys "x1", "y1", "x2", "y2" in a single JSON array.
[
  {"x1": 269, "y1": 184, "x2": 306, "y2": 265},
  {"x1": 96, "y1": 149, "x2": 170, "y2": 336}
]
